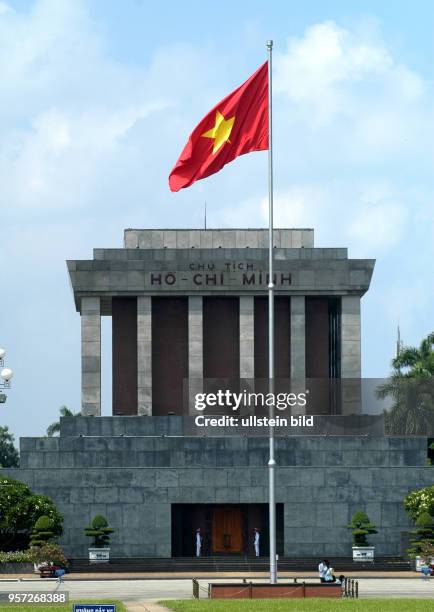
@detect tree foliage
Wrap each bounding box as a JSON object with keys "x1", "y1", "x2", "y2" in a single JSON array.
[
  {"x1": 0, "y1": 475, "x2": 63, "y2": 551},
  {"x1": 0, "y1": 426, "x2": 19, "y2": 468},
  {"x1": 418, "y1": 542, "x2": 434, "y2": 561},
  {"x1": 46, "y1": 405, "x2": 79, "y2": 437},
  {"x1": 377, "y1": 332, "x2": 434, "y2": 435},
  {"x1": 347, "y1": 510, "x2": 378, "y2": 546},
  {"x1": 84, "y1": 514, "x2": 115, "y2": 548},
  {"x1": 404, "y1": 485, "x2": 434, "y2": 522}
]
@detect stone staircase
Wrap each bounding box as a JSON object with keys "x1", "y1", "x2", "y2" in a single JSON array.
[{"x1": 68, "y1": 556, "x2": 411, "y2": 573}]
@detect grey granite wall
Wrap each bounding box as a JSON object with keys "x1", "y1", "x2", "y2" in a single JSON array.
[
  {"x1": 123, "y1": 229, "x2": 315, "y2": 250},
  {"x1": 18, "y1": 434, "x2": 428, "y2": 470},
  {"x1": 2, "y1": 417, "x2": 431, "y2": 559}
]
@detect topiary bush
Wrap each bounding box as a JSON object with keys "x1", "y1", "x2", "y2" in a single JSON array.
[
  {"x1": 407, "y1": 512, "x2": 434, "y2": 558},
  {"x1": 347, "y1": 510, "x2": 378, "y2": 546},
  {"x1": 84, "y1": 515, "x2": 115, "y2": 548},
  {"x1": 30, "y1": 515, "x2": 56, "y2": 547}
]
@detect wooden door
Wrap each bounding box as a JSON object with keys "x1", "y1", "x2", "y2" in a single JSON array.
[{"x1": 212, "y1": 506, "x2": 242, "y2": 553}]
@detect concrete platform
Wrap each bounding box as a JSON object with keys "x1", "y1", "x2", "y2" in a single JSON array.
[{"x1": 0, "y1": 576, "x2": 433, "y2": 600}]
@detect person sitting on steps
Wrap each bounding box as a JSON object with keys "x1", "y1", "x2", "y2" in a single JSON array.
[
  {"x1": 323, "y1": 560, "x2": 336, "y2": 582},
  {"x1": 318, "y1": 559, "x2": 327, "y2": 582}
]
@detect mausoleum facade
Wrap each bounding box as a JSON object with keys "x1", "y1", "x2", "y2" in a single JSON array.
[{"x1": 3, "y1": 228, "x2": 431, "y2": 559}]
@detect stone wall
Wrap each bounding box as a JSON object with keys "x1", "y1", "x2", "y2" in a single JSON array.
[
  {"x1": 123, "y1": 229, "x2": 315, "y2": 250},
  {"x1": 1, "y1": 417, "x2": 431, "y2": 559}
]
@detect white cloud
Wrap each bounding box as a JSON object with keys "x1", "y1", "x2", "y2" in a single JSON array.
[
  {"x1": 274, "y1": 20, "x2": 431, "y2": 163},
  {"x1": 276, "y1": 22, "x2": 391, "y2": 97},
  {"x1": 265, "y1": 18, "x2": 434, "y2": 272},
  {"x1": 1, "y1": 102, "x2": 170, "y2": 210},
  {"x1": 0, "y1": 1, "x2": 216, "y2": 215},
  {"x1": 0, "y1": 1, "x2": 12, "y2": 15}
]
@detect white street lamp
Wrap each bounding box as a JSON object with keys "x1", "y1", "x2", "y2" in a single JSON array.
[
  {"x1": 0, "y1": 350, "x2": 13, "y2": 402},
  {"x1": 1, "y1": 368, "x2": 13, "y2": 383}
]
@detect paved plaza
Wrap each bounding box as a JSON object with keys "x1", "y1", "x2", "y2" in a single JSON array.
[{"x1": 1, "y1": 576, "x2": 433, "y2": 602}]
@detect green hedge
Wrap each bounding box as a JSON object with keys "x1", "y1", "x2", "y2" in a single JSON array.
[{"x1": 0, "y1": 550, "x2": 31, "y2": 563}]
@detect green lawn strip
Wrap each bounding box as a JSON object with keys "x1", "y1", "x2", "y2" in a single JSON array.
[
  {"x1": 159, "y1": 599, "x2": 434, "y2": 612},
  {"x1": 0, "y1": 599, "x2": 126, "y2": 612}
]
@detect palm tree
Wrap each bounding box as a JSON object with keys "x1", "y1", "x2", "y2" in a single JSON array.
[
  {"x1": 377, "y1": 332, "x2": 434, "y2": 435},
  {"x1": 46, "y1": 406, "x2": 79, "y2": 437}
]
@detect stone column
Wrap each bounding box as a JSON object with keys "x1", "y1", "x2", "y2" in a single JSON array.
[
  {"x1": 188, "y1": 296, "x2": 203, "y2": 414},
  {"x1": 81, "y1": 296, "x2": 101, "y2": 416},
  {"x1": 341, "y1": 295, "x2": 362, "y2": 415},
  {"x1": 341, "y1": 296, "x2": 361, "y2": 377},
  {"x1": 290, "y1": 296, "x2": 306, "y2": 379},
  {"x1": 137, "y1": 296, "x2": 152, "y2": 415},
  {"x1": 290, "y1": 296, "x2": 306, "y2": 415},
  {"x1": 240, "y1": 296, "x2": 254, "y2": 379}
]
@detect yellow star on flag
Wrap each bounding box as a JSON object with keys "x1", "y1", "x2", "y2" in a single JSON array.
[{"x1": 202, "y1": 110, "x2": 235, "y2": 154}]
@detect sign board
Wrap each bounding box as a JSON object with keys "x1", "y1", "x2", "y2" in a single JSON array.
[{"x1": 73, "y1": 606, "x2": 116, "y2": 612}]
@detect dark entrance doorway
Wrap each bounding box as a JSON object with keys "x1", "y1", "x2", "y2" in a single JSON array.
[{"x1": 171, "y1": 503, "x2": 284, "y2": 557}]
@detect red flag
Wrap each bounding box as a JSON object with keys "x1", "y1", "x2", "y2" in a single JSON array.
[{"x1": 169, "y1": 62, "x2": 268, "y2": 192}]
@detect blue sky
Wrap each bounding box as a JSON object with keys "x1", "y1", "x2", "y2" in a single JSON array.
[{"x1": 1, "y1": 0, "x2": 433, "y2": 441}]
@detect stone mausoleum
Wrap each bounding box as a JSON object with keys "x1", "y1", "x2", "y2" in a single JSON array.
[{"x1": 3, "y1": 228, "x2": 432, "y2": 560}]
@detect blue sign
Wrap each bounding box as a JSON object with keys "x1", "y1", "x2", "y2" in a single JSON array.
[{"x1": 73, "y1": 606, "x2": 116, "y2": 612}]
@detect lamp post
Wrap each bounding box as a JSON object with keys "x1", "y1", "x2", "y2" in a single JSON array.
[{"x1": 0, "y1": 348, "x2": 14, "y2": 403}]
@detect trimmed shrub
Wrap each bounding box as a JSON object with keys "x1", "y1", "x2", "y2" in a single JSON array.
[
  {"x1": 84, "y1": 515, "x2": 115, "y2": 548},
  {"x1": 30, "y1": 515, "x2": 56, "y2": 547},
  {"x1": 407, "y1": 512, "x2": 434, "y2": 557},
  {"x1": 347, "y1": 510, "x2": 378, "y2": 546}
]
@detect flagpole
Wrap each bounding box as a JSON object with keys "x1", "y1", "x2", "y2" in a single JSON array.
[{"x1": 267, "y1": 39, "x2": 277, "y2": 585}]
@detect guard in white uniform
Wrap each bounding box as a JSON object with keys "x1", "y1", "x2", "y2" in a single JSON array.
[
  {"x1": 195, "y1": 528, "x2": 202, "y2": 557},
  {"x1": 253, "y1": 528, "x2": 260, "y2": 557}
]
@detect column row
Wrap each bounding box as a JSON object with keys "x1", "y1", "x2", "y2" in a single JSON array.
[{"x1": 80, "y1": 295, "x2": 361, "y2": 415}]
